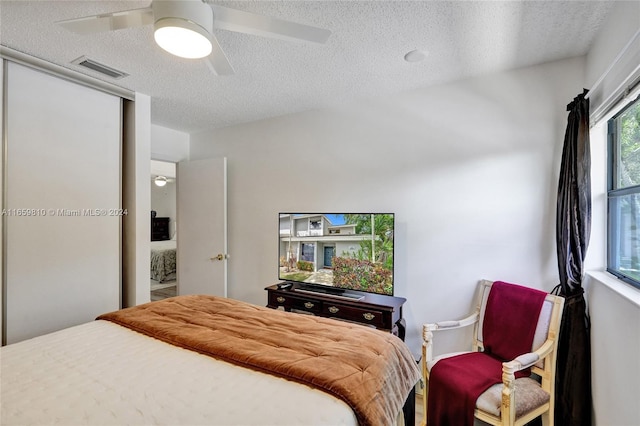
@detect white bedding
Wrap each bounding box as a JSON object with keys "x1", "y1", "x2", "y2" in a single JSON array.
[
  {"x1": 150, "y1": 239, "x2": 176, "y2": 251},
  {"x1": 1, "y1": 320, "x2": 357, "y2": 425}
]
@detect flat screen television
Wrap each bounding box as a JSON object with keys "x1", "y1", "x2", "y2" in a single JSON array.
[{"x1": 278, "y1": 213, "x2": 394, "y2": 296}]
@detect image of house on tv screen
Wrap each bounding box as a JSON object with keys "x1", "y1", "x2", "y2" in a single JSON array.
[{"x1": 278, "y1": 213, "x2": 394, "y2": 296}]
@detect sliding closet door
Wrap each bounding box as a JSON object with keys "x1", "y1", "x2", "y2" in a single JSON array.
[{"x1": 4, "y1": 62, "x2": 121, "y2": 344}]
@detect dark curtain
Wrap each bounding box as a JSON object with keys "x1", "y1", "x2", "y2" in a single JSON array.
[{"x1": 552, "y1": 88, "x2": 592, "y2": 426}]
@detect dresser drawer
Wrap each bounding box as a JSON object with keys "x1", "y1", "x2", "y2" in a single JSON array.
[
  {"x1": 269, "y1": 293, "x2": 322, "y2": 314},
  {"x1": 289, "y1": 297, "x2": 323, "y2": 314},
  {"x1": 268, "y1": 293, "x2": 294, "y2": 309},
  {"x1": 322, "y1": 303, "x2": 385, "y2": 328}
]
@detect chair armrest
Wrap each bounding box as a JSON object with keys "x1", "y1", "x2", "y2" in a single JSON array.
[
  {"x1": 502, "y1": 338, "x2": 554, "y2": 379},
  {"x1": 503, "y1": 352, "x2": 540, "y2": 372},
  {"x1": 423, "y1": 312, "x2": 479, "y2": 336},
  {"x1": 422, "y1": 312, "x2": 479, "y2": 364},
  {"x1": 497, "y1": 339, "x2": 554, "y2": 424}
]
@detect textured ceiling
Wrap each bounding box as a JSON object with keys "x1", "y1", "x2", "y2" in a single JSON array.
[{"x1": 0, "y1": 0, "x2": 616, "y2": 134}]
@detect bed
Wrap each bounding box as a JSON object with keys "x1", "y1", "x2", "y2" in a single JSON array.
[
  {"x1": 150, "y1": 239, "x2": 176, "y2": 282},
  {"x1": 1, "y1": 295, "x2": 420, "y2": 425}
]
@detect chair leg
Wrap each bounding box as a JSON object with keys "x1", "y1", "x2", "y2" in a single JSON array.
[
  {"x1": 421, "y1": 383, "x2": 428, "y2": 426},
  {"x1": 421, "y1": 343, "x2": 428, "y2": 426},
  {"x1": 541, "y1": 412, "x2": 552, "y2": 426}
]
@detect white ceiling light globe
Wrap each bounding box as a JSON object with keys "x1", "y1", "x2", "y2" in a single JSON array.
[{"x1": 154, "y1": 18, "x2": 212, "y2": 59}]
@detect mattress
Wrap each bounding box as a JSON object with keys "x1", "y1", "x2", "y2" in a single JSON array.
[{"x1": 1, "y1": 320, "x2": 358, "y2": 425}]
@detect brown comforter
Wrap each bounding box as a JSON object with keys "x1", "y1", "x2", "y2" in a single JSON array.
[{"x1": 98, "y1": 295, "x2": 420, "y2": 426}]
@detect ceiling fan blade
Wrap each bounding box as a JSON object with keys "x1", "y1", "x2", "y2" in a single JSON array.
[
  {"x1": 57, "y1": 7, "x2": 153, "y2": 35},
  {"x1": 209, "y1": 4, "x2": 330, "y2": 44},
  {"x1": 205, "y1": 34, "x2": 235, "y2": 76}
]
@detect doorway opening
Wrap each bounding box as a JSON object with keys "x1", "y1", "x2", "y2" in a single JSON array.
[{"x1": 150, "y1": 159, "x2": 177, "y2": 300}]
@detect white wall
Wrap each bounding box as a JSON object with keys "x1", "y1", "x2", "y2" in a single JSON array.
[
  {"x1": 190, "y1": 56, "x2": 584, "y2": 355},
  {"x1": 583, "y1": 2, "x2": 640, "y2": 424},
  {"x1": 151, "y1": 181, "x2": 176, "y2": 219},
  {"x1": 151, "y1": 180, "x2": 176, "y2": 235},
  {"x1": 585, "y1": 272, "x2": 640, "y2": 426}
]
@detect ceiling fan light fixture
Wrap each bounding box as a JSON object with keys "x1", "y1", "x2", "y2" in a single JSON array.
[
  {"x1": 154, "y1": 18, "x2": 212, "y2": 59},
  {"x1": 154, "y1": 176, "x2": 168, "y2": 187}
]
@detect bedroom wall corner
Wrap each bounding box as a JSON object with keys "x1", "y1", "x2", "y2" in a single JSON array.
[
  {"x1": 122, "y1": 92, "x2": 151, "y2": 307},
  {"x1": 151, "y1": 124, "x2": 189, "y2": 163},
  {"x1": 585, "y1": 0, "x2": 640, "y2": 91}
]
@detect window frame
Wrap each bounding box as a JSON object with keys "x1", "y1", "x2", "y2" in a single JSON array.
[{"x1": 606, "y1": 93, "x2": 640, "y2": 289}]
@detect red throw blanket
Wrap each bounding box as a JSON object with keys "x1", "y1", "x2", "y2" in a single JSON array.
[
  {"x1": 427, "y1": 281, "x2": 547, "y2": 426},
  {"x1": 483, "y1": 281, "x2": 548, "y2": 361}
]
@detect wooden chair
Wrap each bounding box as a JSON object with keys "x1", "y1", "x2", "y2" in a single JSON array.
[{"x1": 420, "y1": 279, "x2": 564, "y2": 426}]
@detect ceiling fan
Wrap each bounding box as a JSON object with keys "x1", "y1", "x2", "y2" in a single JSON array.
[{"x1": 56, "y1": 0, "x2": 331, "y2": 76}]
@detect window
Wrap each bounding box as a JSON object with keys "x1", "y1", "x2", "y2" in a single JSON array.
[
  {"x1": 309, "y1": 219, "x2": 322, "y2": 236},
  {"x1": 301, "y1": 243, "x2": 315, "y2": 262},
  {"x1": 607, "y1": 94, "x2": 640, "y2": 288}
]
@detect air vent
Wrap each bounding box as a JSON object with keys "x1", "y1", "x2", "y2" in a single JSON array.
[{"x1": 71, "y1": 56, "x2": 128, "y2": 80}]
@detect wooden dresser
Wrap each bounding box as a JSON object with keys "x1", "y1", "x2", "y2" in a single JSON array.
[
  {"x1": 265, "y1": 283, "x2": 407, "y2": 340},
  {"x1": 151, "y1": 217, "x2": 170, "y2": 241}
]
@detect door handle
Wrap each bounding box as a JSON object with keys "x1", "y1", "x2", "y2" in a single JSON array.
[{"x1": 210, "y1": 254, "x2": 229, "y2": 261}]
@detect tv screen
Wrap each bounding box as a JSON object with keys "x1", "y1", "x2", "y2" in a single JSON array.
[{"x1": 278, "y1": 213, "x2": 394, "y2": 296}]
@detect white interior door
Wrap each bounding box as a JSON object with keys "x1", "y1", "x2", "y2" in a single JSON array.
[{"x1": 176, "y1": 157, "x2": 227, "y2": 297}]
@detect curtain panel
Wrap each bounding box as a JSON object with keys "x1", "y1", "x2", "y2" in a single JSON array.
[{"x1": 553, "y1": 89, "x2": 592, "y2": 426}]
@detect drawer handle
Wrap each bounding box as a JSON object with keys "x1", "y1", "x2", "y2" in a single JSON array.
[
  {"x1": 363, "y1": 313, "x2": 375, "y2": 321},
  {"x1": 304, "y1": 302, "x2": 315, "y2": 309},
  {"x1": 328, "y1": 306, "x2": 339, "y2": 314},
  {"x1": 276, "y1": 296, "x2": 286, "y2": 303}
]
